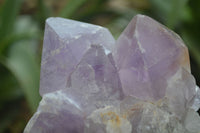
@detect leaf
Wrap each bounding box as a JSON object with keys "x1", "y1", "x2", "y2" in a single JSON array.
[
  {"x1": 0, "y1": 16, "x2": 40, "y2": 52},
  {"x1": 5, "y1": 41, "x2": 41, "y2": 112},
  {"x1": 0, "y1": 32, "x2": 37, "y2": 54},
  {"x1": 37, "y1": 0, "x2": 50, "y2": 29},
  {"x1": 149, "y1": 0, "x2": 189, "y2": 29},
  {"x1": 59, "y1": 0, "x2": 89, "y2": 18},
  {"x1": 1, "y1": 16, "x2": 42, "y2": 112},
  {"x1": 0, "y1": 0, "x2": 23, "y2": 40},
  {"x1": 0, "y1": 15, "x2": 41, "y2": 55},
  {"x1": 0, "y1": 63, "x2": 22, "y2": 107}
]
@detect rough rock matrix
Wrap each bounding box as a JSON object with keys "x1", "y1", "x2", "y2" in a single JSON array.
[{"x1": 24, "y1": 15, "x2": 200, "y2": 133}]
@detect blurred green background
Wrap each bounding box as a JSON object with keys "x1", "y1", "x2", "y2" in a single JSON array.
[{"x1": 0, "y1": 0, "x2": 199, "y2": 132}]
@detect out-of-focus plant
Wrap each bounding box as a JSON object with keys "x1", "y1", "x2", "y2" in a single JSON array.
[
  {"x1": 0, "y1": 0, "x2": 199, "y2": 132},
  {"x1": 0, "y1": 0, "x2": 41, "y2": 132}
]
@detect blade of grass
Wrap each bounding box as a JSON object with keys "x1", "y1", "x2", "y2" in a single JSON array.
[
  {"x1": 0, "y1": 32, "x2": 38, "y2": 54},
  {"x1": 71, "y1": 0, "x2": 109, "y2": 21},
  {"x1": 0, "y1": 0, "x2": 23, "y2": 40},
  {"x1": 0, "y1": 65, "x2": 22, "y2": 105},
  {"x1": 59, "y1": 0, "x2": 89, "y2": 18},
  {"x1": 37, "y1": 0, "x2": 50, "y2": 29},
  {"x1": 4, "y1": 41, "x2": 41, "y2": 112},
  {"x1": 149, "y1": 0, "x2": 188, "y2": 29}
]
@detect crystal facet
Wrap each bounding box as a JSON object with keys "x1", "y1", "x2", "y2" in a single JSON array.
[
  {"x1": 113, "y1": 15, "x2": 190, "y2": 101},
  {"x1": 24, "y1": 15, "x2": 200, "y2": 133},
  {"x1": 40, "y1": 17, "x2": 115, "y2": 95}
]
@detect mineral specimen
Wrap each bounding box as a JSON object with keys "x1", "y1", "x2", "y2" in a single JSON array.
[{"x1": 24, "y1": 15, "x2": 200, "y2": 133}]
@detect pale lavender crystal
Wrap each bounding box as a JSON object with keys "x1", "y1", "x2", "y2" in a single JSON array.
[
  {"x1": 67, "y1": 44, "x2": 123, "y2": 98},
  {"x1": 40, "y1": 17, "x2": 115, "y2": 95},
  {"x1": 113, "y1": 15, "x2": 191, "y2": 101},
  {"x1": 24, "y1": 90, "x2": 84, "y2": 133},
  {"x1": 63, "y1": 44, "x2": 123, "y2": 114},
  {"x1": 25, "y1": 26, "x2": 123, "y2": 132},
  {"x1": 165, "y1": 68, "x2": 196, "y2": 120},
  {"x1": 24, "y1": 15, "x2": 200, "y2": 133}
]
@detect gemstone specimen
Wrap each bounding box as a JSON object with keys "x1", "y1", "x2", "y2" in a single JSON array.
[{"x1": 24, "y1": 15, "x2": 200, "y2": 133}]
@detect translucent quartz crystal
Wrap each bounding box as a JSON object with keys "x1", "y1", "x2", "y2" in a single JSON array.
[
  {"x1": 40, "y1": 17, "x2": 115, "y2": 95},
  {"x1": 113, "y1": 15, "x2": 191, "y2": 101},
  {"x1": 24, "y1": 90, "x2": 84, "y2": 132},
  {"x1": 24, "y1": 15, "x2": 200, "y2": 133}
]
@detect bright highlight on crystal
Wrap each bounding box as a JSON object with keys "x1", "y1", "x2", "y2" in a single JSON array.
[{"x1": 24, "y1": 15, "x2": 200, "y2": 133}]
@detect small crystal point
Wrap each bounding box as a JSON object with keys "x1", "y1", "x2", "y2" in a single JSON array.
[{"x1": 113, "y1": 14, "x2": 191, "y2": 101}]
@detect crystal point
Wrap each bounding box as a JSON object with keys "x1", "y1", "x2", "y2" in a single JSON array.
[
  {"x1": 40, "y1": 17, "x2": 115, "y2": 95},
  {"x1": 113, "y1": 14, "x2": 191, "y2": 100}
]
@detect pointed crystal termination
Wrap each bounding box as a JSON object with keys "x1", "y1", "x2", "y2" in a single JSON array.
[
  {"x1": 63, "y1": 44, "x2": 124, "y2": 115},
  {"x1": 40, "y1": 17, "x2": 115, "y2": 95},
  {"x1": 113, "y1": 15, "x2": 191, "y2": 101}
]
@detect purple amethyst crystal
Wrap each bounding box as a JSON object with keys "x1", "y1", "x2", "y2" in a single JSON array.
[
  {"x1": 24, "y1": 15, "x2": 200, "y2": 133},
  {"x1": 113, "y1": 15, "x2": 191, "y2": 101},
  {"x1": 40, "y1": 17, "x2": 115, "y2": 95}
]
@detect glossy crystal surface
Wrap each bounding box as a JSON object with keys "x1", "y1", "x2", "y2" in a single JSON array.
[{"x1": 40, "y1": 17, "x2": 115, "y2": 95}]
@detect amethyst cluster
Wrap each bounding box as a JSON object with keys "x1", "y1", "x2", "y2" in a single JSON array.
[{"x1": 24, "y1": 15, "x2": 200, "y2": 133}]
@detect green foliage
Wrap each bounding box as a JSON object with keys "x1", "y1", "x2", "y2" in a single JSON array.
[
  {"x1": 149, "y1": 0, "x2": 189, "y2": 28},
  {"x1": 0, "y1": 0, "x2": 23, "y2": 53},
  {"x1": 0, "y1": 65, "x2": 22, "y2": 109},
  {"x1": 0, "y1": 1, "x2": 41, "y2": 131},
  {"x1": 0, "y1": 0, "x2": 199, "y2": 132},
  {"x1": 60, "y1": 0, "x2": 89, "y2": 18},
  {"x1": 6, "y1": 40, "x2": 41, "y2": 111},
  {"x1": 36, "y1": 0, "x2": 50, "y2": 29}
]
